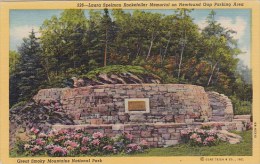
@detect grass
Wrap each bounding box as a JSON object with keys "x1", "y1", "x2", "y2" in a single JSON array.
[
  {"x1": 128, "y1": 130, "x2": 252, "y2": 156},
  {"x1": 10, "y1": 130, "x2": 252, "y2": 157}
]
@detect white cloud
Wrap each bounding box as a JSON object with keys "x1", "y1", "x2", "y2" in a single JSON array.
[
  {"x1": 238, "y1": 46, "x2": 251, "y2": 68},
  {"x1": 10, "y1": 25, "x2": 40, "y2": 50},
  {"x1": 217, "y1": 16, "x2": 247, "y2": 40},
  {"x1": 196, "y1": 16, "x2": 247, "y2": 41},
  {"x1": 196, "y1": 18, "x2": 207, "y2": 30}
]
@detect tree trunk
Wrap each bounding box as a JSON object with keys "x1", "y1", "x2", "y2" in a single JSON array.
[
  {"x1": 178, "y1": 44, "x2": 185, "y2": 80},
  {"x1": 162, "y1": 35, "x2": 171, "y2": 62},
  {"x1": 104, "y1": 29, "x2": 108, "y2": 67},
  {"x1": 43, "y1": 58, "x2": 51, "y2": 83},
  {"x1": 146, "y1": 39, "x2": 154, "y2": 60},
  {"x1": 146, "y1": 32, "x2": 155, "y2": 60},
  {"x1": 207, "y1": 62, "x2": 218, "y2": 86}
]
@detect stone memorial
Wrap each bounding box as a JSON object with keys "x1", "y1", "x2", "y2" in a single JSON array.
[{"x1": 27, "y1": 83, "x2": 249, "y2": 147}]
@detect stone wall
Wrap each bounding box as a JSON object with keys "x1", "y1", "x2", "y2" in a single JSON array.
[
  {"x1": 52, "y1": 121, "x2": 246, "y2": 147},
  {"x1": 207, "y1": 91, "x2": 233, "y2": 122},
  {"x1": 33, "y1": 84, "x2": 212, "y2": 124}
]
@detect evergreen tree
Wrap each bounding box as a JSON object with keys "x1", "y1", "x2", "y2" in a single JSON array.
[
  {"x1": 14, "y1": 29, "x2": 46, "y2": 103},
  {"x1": 99, "y1": 9, "x2": 117, "y2": 66}
]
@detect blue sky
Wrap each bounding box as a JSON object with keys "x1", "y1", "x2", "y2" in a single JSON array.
[{"x1": 10, "y1": 9, "x2": 251, "y2": 68}]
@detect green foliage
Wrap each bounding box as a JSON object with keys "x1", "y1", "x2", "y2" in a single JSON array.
[
  {"x1": 81, "y1": 65, "x2": 148, "y2": 80},
  {"x1": 9, "y1": 50, "x2": 20, "y2": 74},
  {"x1": 130, "y1": 130, "x2": 252, "y2": 156},
  {"x1": 12, "y1": 129, "x2": 147, "y2": 157},
  {"x1": 230, "y1": 96, "x2": 252, "y2": 115},
  {"x1": 10, "y1": 101, "x2": 27, "y2": 110},
  {"x1": 10, "y1": 30, "x2": 47, "y2": 106},
  {"x1": 10, "y1": 9, "x2": 252, "y2": 110}
]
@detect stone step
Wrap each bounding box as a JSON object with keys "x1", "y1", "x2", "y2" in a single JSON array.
[
  {"x1": 210, "y1": 116, "x2": 226, "y2": 122},
  {"x1": 234, "y1": 115, "x2": 251, "y2": 120},
  {"x1": 212, "y1": 110, "x2": 225, "y2": 116},
  {"x1": 232, "y1": 118, "x2": 251, "y2": 123}
]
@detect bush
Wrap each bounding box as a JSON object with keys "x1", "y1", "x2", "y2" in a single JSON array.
[
  {"x1": 14, "y1": 128, "x2": 149, "y2": 157},
  {"x1": 230, "y1": 96, "x2": 252, "y2": 115},
  {"x1": 180, "y1": 129, "x2": 220, "y2": 147},
  {"x1": 81, "y1": 65, "x2": 149, "y2": 80}
]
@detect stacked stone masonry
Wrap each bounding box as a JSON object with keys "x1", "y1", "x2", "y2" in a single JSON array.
[
  {"x1": 32, "y1": 84, "x2": 248, "y2": 147},
  {"x1": 207, "y1": 91, "x2": 233, "y2": 122},
  {"x1": 34, "y1": 84, "x2": 213, "y2": 124},
  {"x1": 52, "y1": 121, "x2": 247, "y2": 147}
]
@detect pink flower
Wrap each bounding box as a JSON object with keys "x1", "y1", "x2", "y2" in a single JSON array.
[
  {"x1": 73, "y1": 133, "x2": 83, "y2": 140},
  {"x1": 127, "y1": 143, "x2": 141, "y2": 151},
  {"x1": 82, "y1": 137, "x2": 90, "y2": 145},
  {"x1": 190, "y1": 133, "x2": 199, "y2": 139},
  {"x1": 30, "y1": 145, "x2": 42, "y2": 153},
  {"x1": 91, "y1": 139, "x2": 100, "y2": 146},
  {"x1": 125, "y1": 133, "x2": 133, "y2": 140},
  {"x1": 45, "y1": 144, "x2": 54, "y2": 150},
  {"x1": 54, "y1": 136, "x2": 66, "y2": 142},
  {"x1": 38, "y1": 133, "x2": 47, "y2": 138},
  {"x1": 180, "y1": 130, "x2": 188, "y2": 136},
  {"x1": 207, "y1": 130, "x2": 217, "y2": 136},
  {"x1": 92, "y1": 132, "x2": 104, "y2": 139},
  {"x1": 139, "y1": 140, "x2": 149, "y2": 147},
  {"x1": 196, "y1": 137, "x2": 202, "y2": 143},
  {"x1": 35, "y1": 138, "x2": 46, "y2": 146},
  {"x1": 51, "y1": 145, "x2": 67, "y2": 156},
  {"x1": 197, "y1": 129, "x2": 205, "y2": 135},
  {"x1": 58, "y1": 129, "x2": 68, "y2": 135},
  {"x1": 80, "y1": 146, "x2": 90, "y2": 153},
  {"x1": 30, "y1": 127, "x2": 40, "y2": 134},
  {"x1": 48, "y1": 130, "x2": 58, "y2": 137},
  {"x1": 64, "y1": 140, "x2": 79, "y2": 148},
  {"x1": 205, "y1": 136, "x2": 215, "y2": 142},
  {"x1": 103, "y1": 145, "x2": 113, "y2": 151}
]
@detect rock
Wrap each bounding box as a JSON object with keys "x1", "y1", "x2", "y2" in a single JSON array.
[
  {"x1": 217, "y1": 130, "x2": 242, "y2": 144},
  {"x1": 234, "y1": 115, "x2": 251, "y2": 120},
  {"x1": 141, "y1": 131, "x2": 152, "y2": 138},
  {"x1": 229, "y1": 138, "x2": 241, "y2": 144},
  {"x1": 9, "y1": 101, "x2": 75, "y2": 149},
  {"x1": 129, "y1": 114, "x2": 146, "y2": 122},
  {"x1": 164, "y1": 140, "x2": 178, "y2": 147}
]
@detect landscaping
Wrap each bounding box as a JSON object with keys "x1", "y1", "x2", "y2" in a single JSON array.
[
  {"x1": 128, "y1": 130, "x2": 252, "y2": 156},
  {"x1": 11, "y1": 129, "x2": 252, "y2": 157}
]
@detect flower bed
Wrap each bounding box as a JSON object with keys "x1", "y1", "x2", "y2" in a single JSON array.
[
  {"x1": 16, "y1": 128, "x2": 149, "y2": 156},
  {"x1": 180, "y1": 129, "x2": 220, "y2": 146}
]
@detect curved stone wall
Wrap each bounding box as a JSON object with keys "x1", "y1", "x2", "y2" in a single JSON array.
[
  {"x1": 207, "y1": 91, "x2": 233, "y2": 122},
  {"x1": 33, "y1": 84, "x2": 212, "y2": 124}
]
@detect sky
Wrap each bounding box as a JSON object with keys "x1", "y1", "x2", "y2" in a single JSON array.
[{"x1": 10, "y1": 9, "x2": 251, "y2": 68}]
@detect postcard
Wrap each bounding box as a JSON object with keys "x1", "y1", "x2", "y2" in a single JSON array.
[{"x1": 0, "y1": 1, "x2": 260, "y2": 164}]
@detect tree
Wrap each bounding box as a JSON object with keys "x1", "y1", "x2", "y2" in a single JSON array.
[
  {"x1": 40, "y1": 9, "x2": 88, "y2": 82},
  {"x1": 9, "y1": 50, "x2": 20, "y2": 74},
  {"x1": 99, "y1": 9, "x2": 117, "y2": 66},
  {"x1": 202, "y1": 10, "x2": 241, "y2": 87},
  {"x1": 11, "y1": 29, "x2": 46, "y2": 104},
  {"x1": 173, "y1": 9, "x2": 201, "y2": 81}
]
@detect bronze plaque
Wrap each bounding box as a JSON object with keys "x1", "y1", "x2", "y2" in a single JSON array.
[{"x1": 128, "y1": 101, "x2": 146, "y2": 111}]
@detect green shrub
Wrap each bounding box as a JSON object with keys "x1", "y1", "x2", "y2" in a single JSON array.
[
  {"x1": 80, "y1": 65, "x2": 153, "y2": 80},
  {"x1": 230, "y1": 96, "x2": 252, "y2": 115}
]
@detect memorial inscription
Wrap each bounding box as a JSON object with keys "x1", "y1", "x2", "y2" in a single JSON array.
[
  {"x1": 128, "y1": 101, "x2": 146, "y2": 111},
  {"x1": 125, "y1": 98, "x2": 150, "y2": 113}
]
